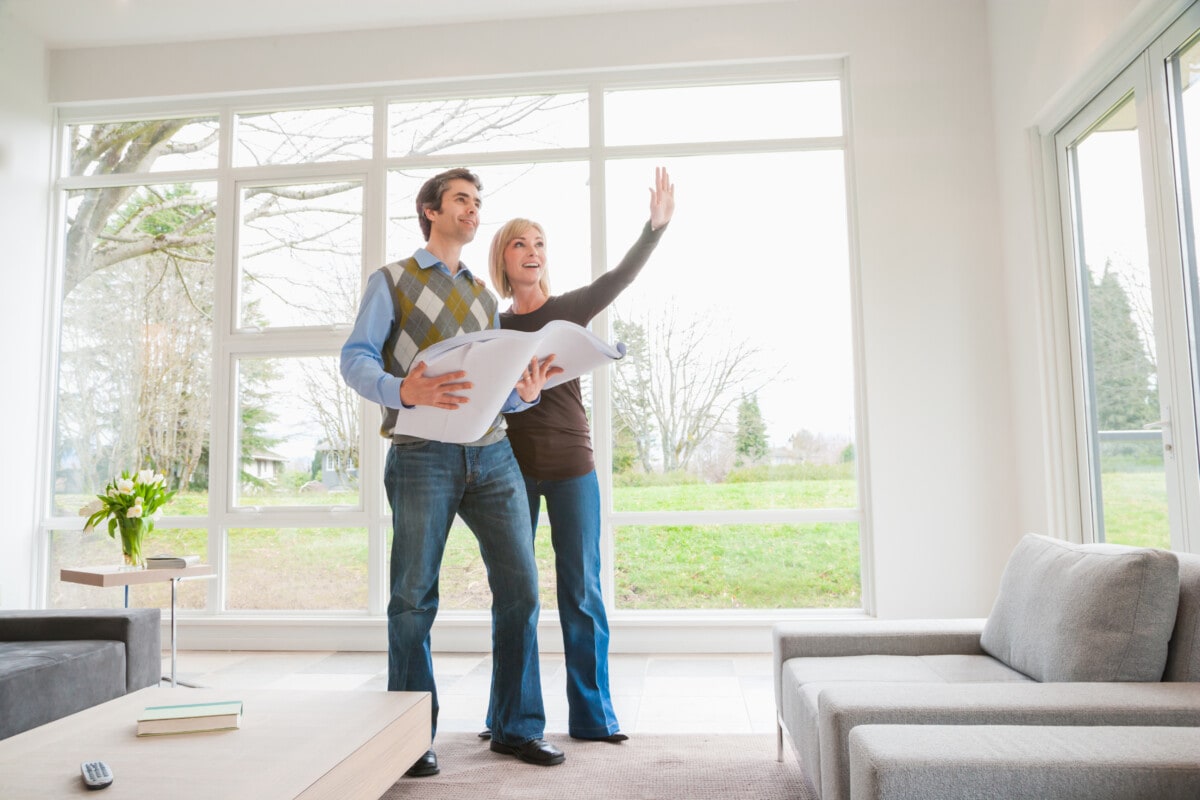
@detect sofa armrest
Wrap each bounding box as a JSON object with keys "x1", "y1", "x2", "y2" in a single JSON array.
[
  {"x1": 0, "y1": 609, "x2": 161, "y2": 691},
  {"x1": 772, "y1": 619, "x2": 987, "y2": 711},
  {"x1": 849, "y1": 724, "x2": 1200, "y2": 800},
  {"x1": 818, "y1": 682, "x2": 1200, "y2": 800}
]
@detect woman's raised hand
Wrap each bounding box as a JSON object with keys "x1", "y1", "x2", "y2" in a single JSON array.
[{"x1": 649, "y1": 166, "x2": 675, "y2": 231}]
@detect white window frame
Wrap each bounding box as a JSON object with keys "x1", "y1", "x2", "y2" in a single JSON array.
[{"x1": 36, "y1": 59, "x2": 872, "y2": 648}]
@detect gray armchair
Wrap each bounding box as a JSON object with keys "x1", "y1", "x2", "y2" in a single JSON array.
[{"x1": 0, "y1": 608, "x2": 161, "y2": 739}]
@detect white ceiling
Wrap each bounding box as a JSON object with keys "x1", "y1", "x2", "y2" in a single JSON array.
[{"x1": 2, "y1": 0, "x2": 781, "y2": 49}]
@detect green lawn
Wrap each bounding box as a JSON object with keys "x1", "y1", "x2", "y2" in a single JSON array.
[
  {"x1": 1100, "y1": 470, "x2": 1170, "y2": 549},
  {"x1": 613, "y1": 522, "x2": 859, "y2": 608},
  {"x1": 614, "y1": 479, "x2": 856, "y2": 511},
  {"x1": 54, "y1": 465, "x2": 1166, "y2": 613}
]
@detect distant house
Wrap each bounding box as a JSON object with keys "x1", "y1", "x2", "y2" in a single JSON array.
[
  {"x1": 314, "y1": 439, "x2": 356, "y2": 490},
  {"x1": 245, "y1": 450, "x2": 286, "y2": 484}
]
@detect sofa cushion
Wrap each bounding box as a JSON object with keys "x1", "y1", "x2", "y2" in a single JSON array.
[
  {"x1": 980, "y1": 534, "x2": 1179, "y2": 682},
  {"x1": 817, "y1": 681, "x2": 1200, "y2": 800},
  {"x1": 0, "y1": 641, "x2": 126, "y2": 739},
  {"x1": 849, "y1": 724, "x2": 1200, "y2": 800},
  {"x1": 786, "y1": 654, "x2": 1032, "y2": 685},
  {"x1": 780, "y1": 654, "x2": 1032, "y2": 794}
]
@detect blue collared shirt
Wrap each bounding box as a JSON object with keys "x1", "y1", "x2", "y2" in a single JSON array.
[{"x1": 340, "y1": 249, "x2": 532, "y2": 413}]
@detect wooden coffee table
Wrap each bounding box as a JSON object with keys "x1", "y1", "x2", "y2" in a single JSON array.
[{"x1": 0, "y1": 686, "x2": 430, "y2": 798}]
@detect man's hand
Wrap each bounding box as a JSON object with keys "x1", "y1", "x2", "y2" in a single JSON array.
[
  {"x1": 399, "y1": 361, "x2": 472, "y2": 409},
  {"x1": 515, "y1": 355, "x2": 564, "y2": 403}
]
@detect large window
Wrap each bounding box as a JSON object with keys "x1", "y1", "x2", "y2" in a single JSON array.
[{"x1": 44, "y1": 64, "x2": 864, "y2": 617}]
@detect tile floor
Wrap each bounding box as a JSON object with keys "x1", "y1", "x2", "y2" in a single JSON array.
[{"x1": 165, "y1": 650, "x2": 777, "y2": 735}]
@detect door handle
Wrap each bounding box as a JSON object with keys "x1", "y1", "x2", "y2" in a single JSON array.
[{"x1": 1143, "y1": 406, "x2": 1174, "y2": 454}]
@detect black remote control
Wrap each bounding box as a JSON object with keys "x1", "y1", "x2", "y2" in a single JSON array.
[{"x1": 80, "y1": 760, "x2": 113, "y2": 790}]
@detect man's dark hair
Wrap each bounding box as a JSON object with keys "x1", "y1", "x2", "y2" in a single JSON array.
[{"x1": 416, "y1": 167, "x2": 483, "y2": 241}]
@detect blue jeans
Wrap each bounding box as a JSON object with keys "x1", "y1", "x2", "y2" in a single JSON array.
[
  {"x1": 528, "y1": 470, "x2": 620, "y2": 738},
  {"x1": 384, "y1": 437, "x2": 545, "y2": 746}
]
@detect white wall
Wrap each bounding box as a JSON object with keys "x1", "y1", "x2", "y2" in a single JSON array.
[
  {"x1": 21, "y1": 0, "x2": 1017, "y2": 620},
  {"x1": 987, "y1": 0, "x2": 1182, "y2": 551},
  {"x1": 0, "y1": 12, "x2": 51, "y2": 608}
]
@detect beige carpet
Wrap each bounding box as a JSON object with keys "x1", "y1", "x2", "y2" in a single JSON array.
[{"x1": 381, "y1": 732, "x2": 815, "y2": 800}]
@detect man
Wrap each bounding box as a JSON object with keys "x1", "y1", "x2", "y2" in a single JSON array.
[{"x1": 340, "y1": 167, "x2": 565, "y2": 776}]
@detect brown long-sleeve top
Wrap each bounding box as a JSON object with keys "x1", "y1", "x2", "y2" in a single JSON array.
[{"x1": 500, "y1": 221, "x2": 666, "y2": 480}]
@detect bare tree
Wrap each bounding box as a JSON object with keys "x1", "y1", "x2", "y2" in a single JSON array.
[
  {"x1": 58, "y1": 184, "x2": 215, "y2": 495},
  {"x1": 137, "y1": 254, "x2": 213, "y2": 488},
  {"x1": 612, "y1": 304, "x2": 764, "y2": 473},
  {"x1": 785, "y1": 429, "x2": 852, "y2": 465},
  {"x1": 298, "y1": 358, "x2": 361, "y2": 488},
  {"x1": 65, "y1": 121, "x2": 217, "y2": 296}
]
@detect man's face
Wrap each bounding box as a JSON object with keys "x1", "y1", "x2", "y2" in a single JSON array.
[{"x1": 426, "y1": 178, "x2": 481, "y2": 244}]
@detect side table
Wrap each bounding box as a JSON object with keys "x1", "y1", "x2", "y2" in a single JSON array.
[{"x1": 59, "y1": 563, "x2": 216, "y2": 687}]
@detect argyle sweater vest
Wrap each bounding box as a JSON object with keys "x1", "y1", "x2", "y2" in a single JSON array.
[{"x1": 378, "y1": 256, "x2": 499, "y2": 440}]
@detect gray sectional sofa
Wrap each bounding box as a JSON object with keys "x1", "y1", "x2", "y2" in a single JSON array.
[
  {"x1": 774, "y1": 534, "x2": 1200, "y2": 800},
  {"x1": 0, "y1": 608, "x2": 161, "y2": 739}
]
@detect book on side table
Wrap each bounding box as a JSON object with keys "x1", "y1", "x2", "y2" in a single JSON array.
[
  {"x1": 137, "y1": 700, "x2": 243, "y2": 736},
  {"x1": 145, "y1": 554, "x2": 201, "y2": 569}
]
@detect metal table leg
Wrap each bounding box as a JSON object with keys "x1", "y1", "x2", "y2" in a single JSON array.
[{"x1": 170, "y1": 577, "x2": 178, "y2": 687}]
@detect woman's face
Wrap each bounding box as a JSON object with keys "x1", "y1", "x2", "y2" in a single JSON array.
[{"x1": 502, "y1": 226, "x2": 547, "y2": 292}]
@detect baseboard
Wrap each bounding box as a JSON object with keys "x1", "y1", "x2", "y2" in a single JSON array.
[{"x1": 160, "y1": 609, "x2": 868, "y2": 653}]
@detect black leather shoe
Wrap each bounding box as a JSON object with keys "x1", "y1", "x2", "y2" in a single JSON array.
[
  {"x1": 571, "y1": 732, "x2": 628, "y2": 743},
  {"x1": 478, "y1": 728, "x2": 491, "y2": 739},
  {"x1": 405, "y1": 749, "x2": 439, "y2": 777},
  {"x1": 490, "y1": 738, "x2": 565, "y2": 766}
]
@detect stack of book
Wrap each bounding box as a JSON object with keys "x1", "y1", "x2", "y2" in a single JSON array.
[{"x1": 137, "y1": 700, "x2": 243, "y2": 736}]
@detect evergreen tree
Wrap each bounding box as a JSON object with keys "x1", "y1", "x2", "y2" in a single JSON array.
[
  {"x1": 1089, "y1": 265, "x2": 1158, "y2": 431},
  {"x1": 611, "y1": 318, "x2": 656, "y2": 473},
  {"x1": 735, "y1": 393, "x2": 769, "y2": 466}
]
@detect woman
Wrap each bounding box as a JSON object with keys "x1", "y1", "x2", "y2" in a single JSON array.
[{"x1": 486, "y1": 167, "x2": 675, "y2": 742}]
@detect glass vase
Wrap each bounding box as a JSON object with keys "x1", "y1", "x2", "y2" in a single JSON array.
[{"x1": 117, "y1": 517, "x2": 145, "y2": 569}]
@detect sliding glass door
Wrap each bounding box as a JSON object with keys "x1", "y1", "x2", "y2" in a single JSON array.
[{"x1": 1056, "y1": 5, "x2": 1200, "y2": 552}]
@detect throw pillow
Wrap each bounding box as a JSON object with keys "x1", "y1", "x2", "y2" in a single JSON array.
[{"x1": 980, "y1": 533, "x2": 1179, "y2": 682}]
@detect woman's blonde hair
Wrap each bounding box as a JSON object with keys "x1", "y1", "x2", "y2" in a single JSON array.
[{"x1": 488, "y1": 218, "x2": 551, "y2": 300}]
